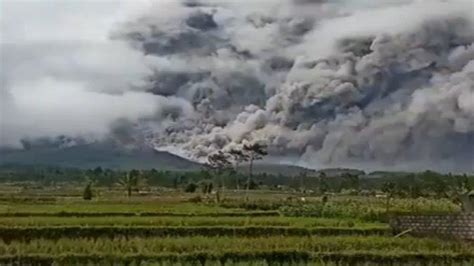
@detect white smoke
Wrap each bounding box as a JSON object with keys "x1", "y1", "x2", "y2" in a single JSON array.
[{"x1": 0, "y1": 0, "x2": 191, "y2": 147}]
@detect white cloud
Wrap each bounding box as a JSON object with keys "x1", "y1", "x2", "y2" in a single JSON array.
[{"x1": 0, "y1": 0, "x2": 165, "y2": 146}]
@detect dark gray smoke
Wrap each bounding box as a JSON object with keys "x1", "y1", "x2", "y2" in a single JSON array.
[
  {"x1": 2, "y1": 0, "x2": 473, "y2": 172},
  {"x1": 110, "y1": 0, "x2": 474, "y2": 172}
]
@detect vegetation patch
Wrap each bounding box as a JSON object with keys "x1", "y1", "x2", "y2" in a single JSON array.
[
  {"x1": 0, "y1": 226, "x2": 390, "y2": 242},
  {"x1": 1, "y1": 252, "x2": 473, "y2": 266}
]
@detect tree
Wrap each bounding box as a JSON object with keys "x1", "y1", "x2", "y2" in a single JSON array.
[
  {"x1": 396, "y1": 174, "x2": 422, "y2": 211},
  {"x1": 103, "y1": 169, "x2": 116, "y2": 189},
  {"x1": 83, "y1": 174, "x2": 98, "y2": 199},
  {"x1": 381, "y1": 182, "x2": 396, "y2": 213},
  {"x1": 244, "y1": 179, "x2": 259, "y2": 190},
  {"x1": 229, "y1": 148, "x2": 249, "y2": 189},
  {"x1": 207, "y1": 151, "x2": 232, "y2": 175},
  {"x1": 83, "y1": 182, "x2": 93, "y2": 200},
  {"x1": 455, "y1": 174, "x2": 472, "y2": 192},
  {"x1": 420, "y1": 170, "x2": 448, "y2": 198},
  {"x1": 408, "y1": 182, "x2": 423, "y2": 200},
  {"x1": 93, "y1": 166, "x2": 103, "y2": 178},
  {"x1": 184, "y1": 182, "x2": 198, "y2": 193},
  {"x1": 296, "y1": 171, "x2": 307, "y2": 193},
  {"x1": 207, "y1": 151, "x2": 232, "y2": 187},
  {"x1": 318, "y1": 172, "x2": 329, "y2": 195},
  {"x1": 343, "y1": 173, "x2": 360, "y2": 193},
  {"x1": 430, "y1": 177, "x2": 448, "y2": 198},
  {"x1": 452, "y1": 174, "x2": 474, "y2": 212},
  {"x1": 206, "y1": 151, "x2": 232, "y2": 202},
  {"x1": 85, "y1": 167, "x2": 102, "y2": 185},
  {"x1": 117, "y1": 170, "x2": 140, "y2": 198},
  {"x1": 242, "y1": 143, "x2": 267, "y2": 190},
  {"x1": 173, "y1": 176, "x2": 179, "y2": 189},
  {"x1": 407, "y1": 175, "x2": 423, "y2": 199},
  {"x1": 200, "y1": 180, "x2": 213, "y2": 194}
]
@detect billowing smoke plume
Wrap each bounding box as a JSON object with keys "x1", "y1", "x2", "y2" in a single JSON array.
[{"x1": 2, "y1": 0, "x2": 473, "y2": 171}]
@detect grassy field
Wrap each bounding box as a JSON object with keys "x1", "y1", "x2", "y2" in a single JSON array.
[{"x1": 0, "y1": 187, "x2": 471, "y2": 265}]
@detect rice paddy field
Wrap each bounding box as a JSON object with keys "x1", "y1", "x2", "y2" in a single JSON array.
[{"x1": 0, "y1": 187, "x2": 472, "y2": 265}]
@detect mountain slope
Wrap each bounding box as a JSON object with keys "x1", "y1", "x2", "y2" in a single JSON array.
[
  {"x1": 0, "y1": 143, "x2": 201, "y2": 170},
  {"x1": 0, "y1": 143, "x2": 366, "y2": 175}
]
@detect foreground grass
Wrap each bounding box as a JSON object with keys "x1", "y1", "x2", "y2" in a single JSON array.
[
  {"x1": 1, "y1": 236, "x2": 473, "y2": 265},
  {"x1": 1, "y1": 236, "x2": 471, "y2": 255},
  {"x1": 0, "y1": 191, "x2": 469, "y2": 265},
  {"x1": 2, "y1": 252, "x2": 473, "y2": 266}
]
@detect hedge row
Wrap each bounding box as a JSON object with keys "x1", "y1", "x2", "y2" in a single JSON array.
[
  {"x1": 1, "y1": 251, "x2": 473, "y2": 265},
  {"x1": 0, "y1": 196, "x2": 58, "y2": 203},
  {"x1": 0, "y1": 226, "x2": 390, "y2": 241},
  {"x1": 0, "y1": 210, "x2": 280, "y2": 218}
]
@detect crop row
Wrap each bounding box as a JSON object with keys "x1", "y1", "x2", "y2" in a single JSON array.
[
  {"x1": 1, "y1": 251, "x2": 473, "y2": 266},
  {"x1": 284, "y1": 204, "x2": 459, "y2": 222},
  {"x1": 0, "y1": 216, "x2": 385, "y2": 228},
  {"x1": 0, "y1": 202, "x2": 233, "y2": 214},
  {"x1": 1, "y1": 236, "x2": 472, "y2": 256},
  {"x1": 221, "y1": 197, "x2": 459, "y2": 212},
  {"x1": 0, "y1": 226, "x2": 390, "y2": 241},
  {"x1": 0, "y1": 210, "x2": 279, "y2": 218}
]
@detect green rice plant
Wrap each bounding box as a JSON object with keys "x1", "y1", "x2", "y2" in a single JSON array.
[
  {"x1": 0, "y1": 210, "x2": 280, "y2": 218},
  {"x1": 0, "y1": 216, "x2": 386, "y2": 229},
  {"x1": 0, "y1": 249, "x2": 473, "y2": 265},
  {"x1": 0, "y1": 236, "x2": 471, "y2": 255},
  {"x1": 0, "y1": 226, "x2": 390, "y2": 241},
  {"x1": 279, "y1": 197, "x2": 460, "y2": 222},
  {"x1": 0, "y1": 202, "x2": 235, "y2": 215}
]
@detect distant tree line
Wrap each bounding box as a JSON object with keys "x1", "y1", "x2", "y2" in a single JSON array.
[{"x1": 1, "y1": 164, "x2": 473, "y2": 200}]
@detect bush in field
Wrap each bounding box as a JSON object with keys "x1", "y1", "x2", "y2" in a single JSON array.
[
  {"x1": 82, "y1": 183, "x2": 93, "y2": 200},
  {"x1": 184, "y1": 183, "x2": 198, "y2": 193},
  {"x1": 243, "y1": 179, "x2": 259, "y2": 190},
  {"x1": 225, "y1": 201, "x2": 285, "y2": 211},
  {"x1": 82, "y1": 174, "x2": 98, "y2": 200}
]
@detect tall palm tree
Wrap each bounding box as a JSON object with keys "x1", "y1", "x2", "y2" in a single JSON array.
[
  {"x1": 243, "y1": 143, "x2": 267, "y2": 190},
  {"x1": 229, "y1": 148, "x2": 249, "y2": 190},
  {"x1": 117, "y1": 170, "x2": 140, "y2": 198},
  {"x1": 83, "y1": 174, "x2": 98, "y2": 199}
]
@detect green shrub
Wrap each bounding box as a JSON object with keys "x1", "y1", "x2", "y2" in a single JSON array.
[
  {"x1": 220, "y1": 200, "x2": 286, "y2": 211},
  {"x1": 82, "y1": 183, "x2": 93, "y2": 201},
  {"x1": 184, "y1": 183, "x2": 198, "y2": 193}
]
